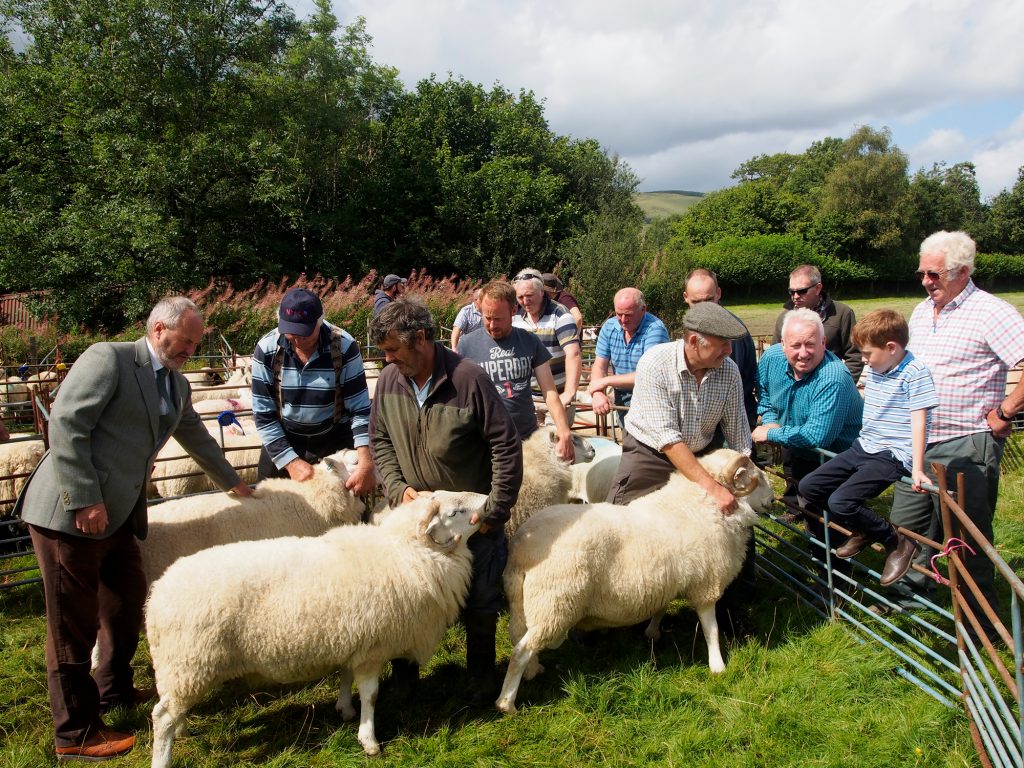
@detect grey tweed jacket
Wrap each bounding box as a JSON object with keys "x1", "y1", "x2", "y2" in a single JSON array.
[{"x1": 15, "y1": 336, "x2": 241, "y2": 539}]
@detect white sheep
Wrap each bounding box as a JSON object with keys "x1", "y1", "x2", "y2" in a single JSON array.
[
  {"x1": 150, "y1": 430, "x2": 262, "y2": 498},
  {"x1": 190, "y1": 391, "x2": 252, "y2": 416},
  {"x1": 0, "y1": 375, "x2": 29, "y2": 414},
  {"x1": 496, "y1": 450, "x2": 775, "y2": 714},
  {"x1": 0, "y1": 438, "x2": 45, "y2": 511},
  {"x1": 506, "y1": 427, "x2": 595, "y2": 537},
  {"x1": 141, "y1": 451, "x2": 364, "y2": 585},
  {"x1": 568, "y1": 436, "x2": 622, "y2": 503},
  {"x1": 147, "y1": 489, "x2": 487, "y2": 764}
]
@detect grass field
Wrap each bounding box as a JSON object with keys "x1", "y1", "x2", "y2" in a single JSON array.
[
  {"x1": 634, "y1": 190, "x2": 704, "y2": 220},
  {"x1": 4, "y1": 292, "x2": 1023, "y2": 767}
]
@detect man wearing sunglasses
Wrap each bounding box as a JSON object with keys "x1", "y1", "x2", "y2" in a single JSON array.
[
  {"x1": 886, "y1": 231, "x2": 1024, "y2": 636},
  {"x1": 771, "y1": 265, "x2": 862, "y2": 382}
]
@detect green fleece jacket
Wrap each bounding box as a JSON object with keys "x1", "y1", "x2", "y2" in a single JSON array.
[{"x1": 370, "y1": 342, "x2": 522, "y2": 526}]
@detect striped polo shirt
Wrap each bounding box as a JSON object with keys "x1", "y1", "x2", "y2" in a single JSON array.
[
  {"x1": 512, "y1": 296, "x2": 580, "y2": 392},
  {"x1": 252, "y1": 321, "x2": 371, "y2": 469},
  {"x1": 858, "y1": 351, "x2": 938, "y2": 469}
]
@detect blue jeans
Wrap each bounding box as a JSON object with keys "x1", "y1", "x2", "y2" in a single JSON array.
[{"x1": 798, "y1": 441, "x2": 905, "y2": 545}]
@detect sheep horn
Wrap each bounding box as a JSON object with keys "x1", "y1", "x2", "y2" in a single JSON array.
[
  {"x1": 416, "y1": 499, "x2": 441, "y2": 538},
  {"x1": 722, "y1": 454, "x2": 757, "y2": 497}
]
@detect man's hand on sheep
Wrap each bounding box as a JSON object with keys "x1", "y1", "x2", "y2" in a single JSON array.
[
  {"x1": 75, "y1": 502, "x2": 109, "y2": 535},
  {"x1": 344, "y1": 447, "x2": 378, "y2": 496},
  {"x1": 750, "y1": 424, "x2": 779, "y2": 444},
  {"x1": 555, "y1": 430, "x2": 576, "y2": 463},
  {"x1": 402, "y1": 486, "x2": 419, "y2": 504},
  {"x1": 706, "y1": 482, "x2": 738, "y2": 516},
  {"x1": 230, "y1": 482, "x2": 253, "y2": 497},
  {"x1": 469, "y1": 512, "x2": 492, "y2": 535},
  {"x1": 284, "y1": 458, "x2": 316, "y2": 482}
]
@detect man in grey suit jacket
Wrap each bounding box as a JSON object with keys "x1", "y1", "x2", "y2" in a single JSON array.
[{"x1": 17, "y1": 296, "x2": 252, "y2": 762}]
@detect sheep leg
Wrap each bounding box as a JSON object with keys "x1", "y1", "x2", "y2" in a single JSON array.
[
  {"x1": 335, "y1": 668, "x2": 356, "y2": 721},
  {"x1": 644, "y1": 611, "x2": 666, "y2": 642},
  {"x1": 353, "y1": 674, "x2": 381, "y2": 756},
  {"x1": 151, "y1": 698, "x2": 181, "y2": 768},
  {"x1": 696, "y1": 603, "x2": 726, "y2": 673},
  {"x1": 496, "y1": 633, "x2": 537, "y2": 714}
]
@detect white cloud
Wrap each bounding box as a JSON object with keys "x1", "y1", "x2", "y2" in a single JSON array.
[{"x1": 325, "y1": 0, "x2": 1024, "y2": 197}]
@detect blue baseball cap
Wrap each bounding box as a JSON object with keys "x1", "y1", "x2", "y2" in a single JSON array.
[{"x1": 279, "y1": 288, "x2": 322, "y2": 336}]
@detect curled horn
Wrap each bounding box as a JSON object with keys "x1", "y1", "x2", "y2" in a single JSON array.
[
  {"x1": 416, "y1": 499, "x2": 442, "y2": 538},
  {"x1": 721, "y1": 453, "x2": 758, "y2": 497}
]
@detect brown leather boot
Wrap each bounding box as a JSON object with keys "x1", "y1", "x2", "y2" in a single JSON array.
[
  {"x1": 880, "y1": 532, "x2": 921, "y2": 587},
  {"x1": 835, "y1": 532, "x2": 873, "y2": 559}
]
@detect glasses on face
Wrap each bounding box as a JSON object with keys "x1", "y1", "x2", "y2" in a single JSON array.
[
  {"x1": 914, "y1": 267, "x2": 956, "y2": 281},
  {"x1": 788, "y1": 283, "x2": 819, "y2": 297}
]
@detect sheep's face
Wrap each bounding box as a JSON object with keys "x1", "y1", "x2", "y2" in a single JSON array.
[
  {"x1": 570, "y1": 434, "x2": 596, "y2": 464},
  {"x1": 417, "y1": 491, "x2": 487, "y2": 550}
]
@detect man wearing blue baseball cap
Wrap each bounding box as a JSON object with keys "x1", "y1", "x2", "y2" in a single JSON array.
[{"x1": 250, "y1": 288, "x2": 376, "y2": 492}]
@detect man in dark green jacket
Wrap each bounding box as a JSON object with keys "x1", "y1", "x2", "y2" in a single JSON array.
[{"x1": 369, "y1": 298, "x2": 522, "y2": 705}]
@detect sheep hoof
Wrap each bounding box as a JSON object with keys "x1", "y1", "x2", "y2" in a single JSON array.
[
  {"x1": 643, "y1": 628, "x2": 662, "y2": 642},
  {"x1": 360, "y1": 741, "x2": 381, "y2": 757},
  {"x1": 496, "y1": 699, "x2": 516, "y2": 715},
  {"x1": 708, "y1": 660, "x2": 726, "y2": 674}
]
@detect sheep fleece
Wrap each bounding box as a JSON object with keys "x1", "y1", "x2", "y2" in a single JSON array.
[
  {"x1": 505, "y1": 472, "x2": 758, "y2": 644},
  {"x1": 146, "y1": 505, "x2": 474, "y2": 711}
]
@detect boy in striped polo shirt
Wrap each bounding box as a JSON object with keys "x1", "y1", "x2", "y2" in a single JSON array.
[{"x1": 799, "y1": 309, "x2": 938, "y2": 587}]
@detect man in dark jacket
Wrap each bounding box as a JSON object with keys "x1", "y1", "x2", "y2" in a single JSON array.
[
  {"x1": 369, "y1": 298, "x2": 522, "y2": 704},
  {"x1": 771, "y1": 265, "x2": 862, "y2": 381},
  {"x1": 372, "y1": 274, "x2": 407, "y2": 317}
]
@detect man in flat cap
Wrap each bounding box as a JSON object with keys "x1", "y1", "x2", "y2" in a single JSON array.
[
  {"x1": 373, "y1": 274, "x2": 407, "y2": 317},
  {"x1": 606, "y1": 301, "x2": 752, "y2": 515}
]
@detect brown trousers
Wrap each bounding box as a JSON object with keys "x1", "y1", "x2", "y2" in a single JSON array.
[{"x1": 29, "y1": 522, "x2": 146, "y2": 747}]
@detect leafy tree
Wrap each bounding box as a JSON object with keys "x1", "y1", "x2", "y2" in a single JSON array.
[
  {"x1": 811, "y1": 126, "x2": 914, "y2": 273},
  {"x1": 908, "y1": 161, "x2": 986, "y2": 244},
  {"x1": 985, "y1": 167, "x2": 1024, "y2": 255},
  {"x1": 672, "y1": 181, "x2": 810, "y2": 246}
]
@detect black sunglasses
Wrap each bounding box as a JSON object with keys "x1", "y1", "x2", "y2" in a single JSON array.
[
  {"x1": 914, "y1": 267, "x2": 956, "y2": 281},
  {"x1": 788, "y1": 283, "x2": 819, "y2": 297}
]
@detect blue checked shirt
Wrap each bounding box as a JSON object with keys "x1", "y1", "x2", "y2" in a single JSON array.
[
  {"x1": 252, "y1": 321, "x2": 371, "y2": 469},
  {"x1": 757, "y1": 345, "x2": 862, "y2": 454},
  {"x1": 595, "y1": 311, "x2": 670, "y2": 407},
  {"x1": 625, "y1": 341, "x2": 751, "y2": 455}
]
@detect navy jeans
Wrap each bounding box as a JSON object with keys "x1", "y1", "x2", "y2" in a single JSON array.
[{"x1": 798, "y1": 441, "x2": 905, "y2": 545}]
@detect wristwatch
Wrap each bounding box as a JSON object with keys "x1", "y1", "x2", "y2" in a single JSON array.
[{"x1": 996, "y1": 404, "x2": 1011, "y2": 422}]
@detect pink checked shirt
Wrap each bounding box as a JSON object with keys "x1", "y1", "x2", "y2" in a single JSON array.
[{"x1": 907, "y1": 281, "x2": 1024, "y2": 443}]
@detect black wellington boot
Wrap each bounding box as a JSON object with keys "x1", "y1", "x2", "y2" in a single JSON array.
[{"x1": 464, "y1": 611, "x2": 498, "y2": 706}]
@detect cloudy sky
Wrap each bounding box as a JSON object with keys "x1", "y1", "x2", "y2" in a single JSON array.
[{"x1": 317, "y1": 0, "x2": 1024, "y2": 200}]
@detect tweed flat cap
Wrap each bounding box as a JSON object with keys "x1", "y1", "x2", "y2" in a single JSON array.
[{"x1": 682, "y1": 302, "x2": 747, "y2": 340}]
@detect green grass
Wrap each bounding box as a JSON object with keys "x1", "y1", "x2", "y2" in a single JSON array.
[
  {"x1": 0, "y1": 540, "x2": 989, "y2": 766},
  {"x1": 634, "y1": 191, "x2": 704, "y2": 220}
]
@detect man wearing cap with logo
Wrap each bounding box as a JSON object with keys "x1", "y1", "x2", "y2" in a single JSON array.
[
  {"x1": 373, "y1": 274, "x2": 407, "y2": 317},
  {"x1": 606, "y1": 301, "x2": 751, "y2": 512},
  {"x1": 251, "y1": 288, "x2": 376, "y2": 492},
  {"x1": 15, "y1": 296, "x2": 252, "y2": 762},
  {"x1": 541, "y1": 272, "x2": 583, "y2": 334}
]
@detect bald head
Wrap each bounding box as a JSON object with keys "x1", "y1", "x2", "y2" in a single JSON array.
[
  {"x1": 613, "y1": 288, "x2": 646, "y2": 334},
  {"x1": 684, "y1": 269, "x2": 721, "y2": 307}
]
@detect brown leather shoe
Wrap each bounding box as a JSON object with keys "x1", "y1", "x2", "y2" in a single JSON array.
[
  {"x1": 55, "y1": 729, "x2": 135, "y2": 762},
  {"x1": 835, "y1": 532, "x2": 872, "y2": 559},
  {"x1": 880, "y1": 533, "x2": 921, "y2": 587}
]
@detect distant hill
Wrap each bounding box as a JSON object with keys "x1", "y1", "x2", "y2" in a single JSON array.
[{"x1": 633, "y1": 190, "x2": 704, "y2": 221}]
